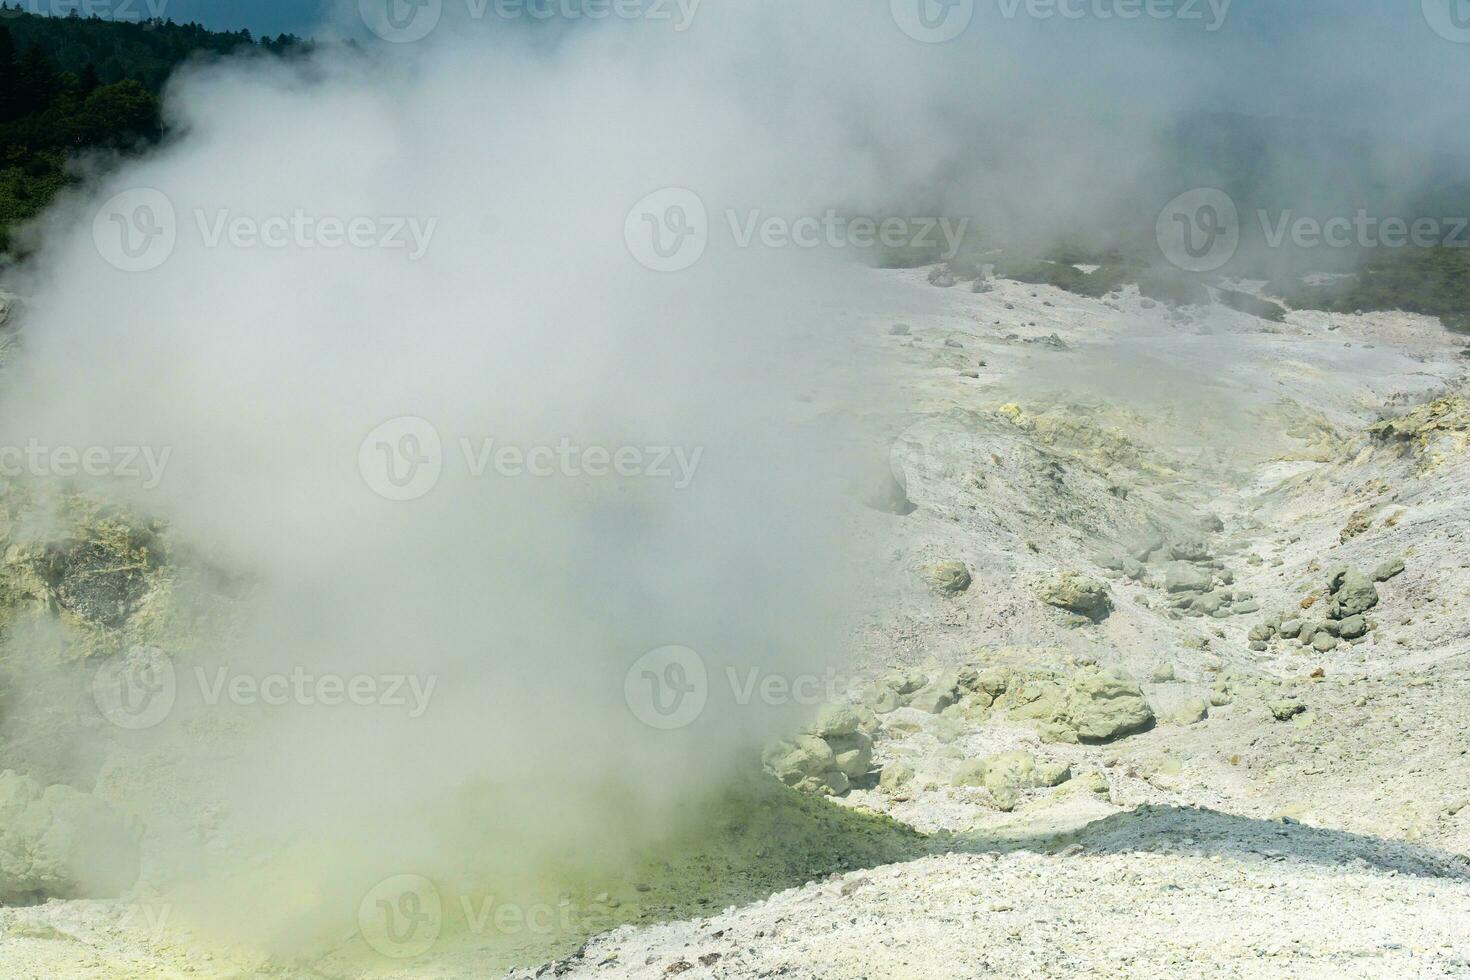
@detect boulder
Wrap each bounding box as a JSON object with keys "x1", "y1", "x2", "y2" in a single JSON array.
[
  {"x1": 1372, "y1": 558, "x2": 1405, "y2": 582},
  {"x1": 1057, "y1": 667, "x2": 1155, "y2": 743},
  {"x1": 1269, "y1": 699, "x2": 1306, "y2": 721},
  {"x1": 1326, "y1": 569, "x2": 1379, "y2": 619},
  {"x1": 924, "y1": 561, "x2": 972, "y2": 596},
  {"x1": 1036, "y1": 570, "x2": 1112, "y2": 621},
  {"x1": 1163, "y1": 563, "x2": 1212, "y2": 594},
  {"x1": 1164, "y1": 698, "x2": 1209, "y2": 726},
  {"x1": 1337, "y1": 615, "x2": 1368, "y2": 640},
  {"x1": 953, "y1": 750, "x2": 1070, "y2": 812},
  {"x1": 878, "y1": 764, "x2": 914, "y2": 792},
  {"x1": 811, "y1": 704, "x2": 863, "y2": 738}
]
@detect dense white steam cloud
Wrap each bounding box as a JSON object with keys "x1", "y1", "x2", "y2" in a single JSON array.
[{"x1": 1, "y1": 0, "x2": 1467, "y2": 958}]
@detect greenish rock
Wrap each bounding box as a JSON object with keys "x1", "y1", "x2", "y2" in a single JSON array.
[
  {"x1": 811, "y1": 704, "x2": 863, "y2": 738},
  {"x1": 1279, "y1": 619, "x2": 1304, "y2": 639},
  {"x1": 1269, "y1": 699, "x2": 1306, "y2": 721},
  {"x1": 1337, "y1": 615, "x2": 1368, "y2": 640},
  {"x1": 1311, "y1": 633, "x2": 1339, "y2": 652},
  {"x1": 1232, "y1": 600, "x2": 1261, "y2": 615},
  {"x1": 954, "y1": 750, "x2": 1071, "y2": 812},
  {"x1": 1035, "y1": 570, "x2": 1112, "y2": 621},
  {"x1": 974, "y1": 666, "x2": 1012, "y2": 697},
  {"x1": 925, "y1": 561, "x2": 973, "y2": 596},
  {"x1": 1057, "y1": 667, "x2": 1155, "y2": 743},
  {"x1": 826, "y1": 732, "x2": 874, "y2": 778},
  {"x1": 1006, "y1": 679, "x2": 1067, "y2": 722},
  {"x1": 879, "y1": 764, "x2": 914, "y2": 792},
  {"x1": 1037, "y1": 721, "x2": 1080, "y2": 744},
  {"x1": 1149, "y1": 663, "x2": 1176, "y2": 683},
  {"x1": 1327, "y1": 569, "x2": 1379, "y2": 619},
  {"x1": 1372, "y1": 558, "x2": 1405, "y2": 582},
  {"x1": 863, "y1": 685, "x2": 901, "y2": 714},
  {"x1": 1168, "y1": 535, "x2": 1213, "y2": 562},
  {"x1": 1164, "y1": 698, "x2": 1209, "y2": 726}
]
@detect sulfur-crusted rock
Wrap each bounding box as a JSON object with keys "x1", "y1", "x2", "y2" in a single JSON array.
[
  {"x1": 811, "y1": 704, "x2": 863, "y2": 739},
  {"x1": 0, "y1": 770, "x2": 142, "y2": 904},
  {"x1": 1036, "y1": 570, "x2": 1112, "y2": 621},
  {"x1": 924, "y1": 561, "x2": 972, "y2": 596},
  {"x1": 952, "y1": 750, "x2": 1070, "y2": 812},
  {"x1": 1164, "y1": 698, "x2": 1209, "y2": 726},
  {"x1": 1057, "y1": 667, "x2": 1155, "y2": 743},
  {"x1": 1269, "y1": 698, "x2": 1306, "y2": 721}
]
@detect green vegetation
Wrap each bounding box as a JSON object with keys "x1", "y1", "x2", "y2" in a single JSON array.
[
  {"x1": 0, "y1": 7, "x2": 303, "y2": 254},
  {"x1": 1267, "y1": 246, "x2": 1470, "y2": 333}
]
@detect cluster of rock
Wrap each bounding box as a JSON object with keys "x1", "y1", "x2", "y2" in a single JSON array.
[
  {"x1": 863, "y1": 663, "x2": 1155, "y2": 746},
  {"x1": 952, "y1": 750, "x2": 1072, "y2": 811},
  {"x1": 1248, "y1": 565, "x2": 1390, "y2": 653},
  {"x1": 1096, "y1": 525, "x2": 1261, "y2": 620},
  {"x1": 761, "y1": 705, "x2": 876, "y2": 797}
]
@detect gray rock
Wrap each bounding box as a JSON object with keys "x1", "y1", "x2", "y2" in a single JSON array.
[
  {"x1": 1338, "y1": 615, "x2": 1368, "y2": 640},
  {"x1": 1311, "y1": 632, "x2": 1339, "y2": 652},
  {"x1": 1372, "y1": 558, "x2": 1405, "y2": 582},
  {"x1": 1163, "y1": 563, "x2": 1213, "y2": 594},
  {"x1": 889, "y1": 323, "x2": 911, "y2": 336},
  {"x1": 1327, "y1": 569, "x2": 1379, "y2": 619},
  {"x1": 1279, "y1": 619, "x2": 1304, "y2": 639},
  {"x1": 42, "y1": 539, "x2": 152, "y2": 628}
]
